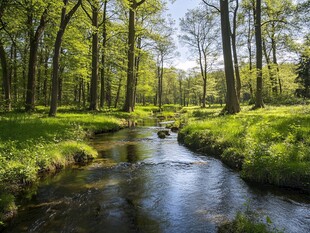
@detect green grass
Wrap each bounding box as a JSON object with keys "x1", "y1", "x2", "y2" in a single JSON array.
[
  {"x1": 0, "y1": 110, "x2": 127, "y2": 225},
  {"x1": 178, "y1": 105, "x2": 310, "y2": 192},
  {"x1": 219, "y1": 212, "x2": 284, "y2": 233}
]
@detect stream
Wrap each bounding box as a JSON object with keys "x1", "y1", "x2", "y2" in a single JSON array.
[{"x1": 4, "y1": 119, "x2": 310, "y2": 233}]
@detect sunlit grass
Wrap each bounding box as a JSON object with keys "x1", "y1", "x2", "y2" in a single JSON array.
[
  {"x1": 179, "y1": 105, "x2": 310, "y2": 192},
  {"x1": 0, "y1": 110, "x2": 127, "y2": 223}
]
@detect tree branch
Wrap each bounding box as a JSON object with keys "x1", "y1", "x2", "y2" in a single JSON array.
[
  {"x1": 64, "y1": 0, "x2": 82, "y2": 25},
  {"x1": 202, "y1": 0, "x2": 220, "y2": 13},
  {"x1": 136, "y1": 0, "x2": 146, "y2": 7},
  {"x1": 261, "y1": 19, "x2": 287, "y2": 27},
  {"x1": 81, "y1": 2, "x2": 92, "y2": 21}
]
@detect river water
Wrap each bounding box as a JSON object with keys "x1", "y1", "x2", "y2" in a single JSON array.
[{"x1": 4, "y1": 120, "x2": 310, "y2": 233}]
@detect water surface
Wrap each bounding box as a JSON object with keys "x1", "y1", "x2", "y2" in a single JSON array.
[{"x1": 5, "y1": 122, "x2": 310, "y2": 233}]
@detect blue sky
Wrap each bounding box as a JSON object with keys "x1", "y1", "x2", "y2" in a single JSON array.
[{"x1": 166, "y1": 0, "x2": 202, "y2": 70}]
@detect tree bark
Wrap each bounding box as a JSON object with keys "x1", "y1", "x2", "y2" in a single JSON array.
[
  {"x1": 0, "y1": 0, "x2": 11, "y2": 111},
  {"x1": 89, "y1": 1, "x2": 99, "y2": 111},
  {"x1": 124, "y1": 0, "x2": 146, "y2": 112},
  {"x1": 254, "y1": 0, "x2": 264, "y2": 108},
  {"x1": 198, "y1": 40, "x2": 207, "y2": 108},
  {"x1": 49, "y1": 0, "x2": 82, "y2": 117},
  {"x1": 100, "y1": 0, "x2": 108, "y2": 109},
  {"x1": 133, "y1": 36, "x2": 142, "y2": 108},
  {"x1": 43, "y1": 49, "x2": 49, "y2": 106},
  {"x1": 0, "y1": 41, "x2": 11, "y2": 111},
  {"x1": 124, "y1": 3, "x2": 136, "y2": 112},
  {"x1": 220, "y1": 0, "x2": 240, "y2": 114},
  {"x1": 231, "y1": 0, "x2": 241, "y2": 101},
  {"x1": 25, "y1": 9, "x2": 48, "y2": 112},
  {"x1": 262, "y1": 39, "x2": 275, "y2": 97}
]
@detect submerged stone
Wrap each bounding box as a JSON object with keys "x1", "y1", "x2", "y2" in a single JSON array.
[{"x1": 157, "y1": 130, "x2": 170, "y2": 139}]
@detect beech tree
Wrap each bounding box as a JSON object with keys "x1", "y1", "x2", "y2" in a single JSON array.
[
  {"x1": 123, "y1": 0, "x2": 146, "y2": 113},
  {"x1": 25, "y1": 1, "x2": 49, "y2": 111},
  {"x1": 49, "y1": 0, "x2": 82, "y2": 117},
  {"x1": 0, "y1": 0, "x2": 11, "y2": 111},
  {"x1": 218, "y1": 0, "x2": 240, "y2": 113},
  {"x1": 254, "y1": 0, "x2": 264, "y2": 108}
]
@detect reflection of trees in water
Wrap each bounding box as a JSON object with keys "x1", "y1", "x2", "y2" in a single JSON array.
[
  {"x1": 125, "y1": 129, "x2": 139, "y2": 163},
  {"x1": 126, "y1": 144, "x2": 138, "y2": 163}
]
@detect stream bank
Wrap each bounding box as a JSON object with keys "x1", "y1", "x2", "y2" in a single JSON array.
[
  {"x1": 2, "y1": 122, "x2": 310, "y2": 233},
  {"x1": 178, "y1": 105, "x2": 310, "y2": 194}
]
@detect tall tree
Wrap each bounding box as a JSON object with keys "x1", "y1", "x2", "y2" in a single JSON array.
[
  {"x1": 231, "y1": 0, "x2": 241, "y2": 100},
  {"x1": 203, "y1": 0, "x2": 240, "y2": 113},
  {"x1": 219, "y1": 0, "x2": 240, "y2": 113},
  {"x1": 100, "y1": 0, "x2": 108, "y2": 109},
  {"x1": 25, "y1": 2, "x2": 49, "y2": 111},
  {"x1": 123, "y1": 0, "x2": 146, "y2": 113},
  {"x1": 0, "y1": 0, "x2": 11, "y2": 111},
  {"x1": 82, "y1": 0, "x2": 100, "y2": 111},
  {"x1": 254, "y1": 0, "x2": 264, "y2": 108},
  {"x1": 49, "y1": 0, "x2": 82, "y2": 117}
]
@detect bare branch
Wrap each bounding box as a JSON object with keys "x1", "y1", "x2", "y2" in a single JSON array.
[
  {"x1": 202, "y1": 0, "x2": 220, "y2": 13},
  {"x1": 261, "y1": 19, "x2": 287, "y2": 27}
]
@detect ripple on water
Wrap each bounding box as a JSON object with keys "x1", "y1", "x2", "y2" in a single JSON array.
[{"x1": 4, "y1": 127, "x2": 310, "y2": 233}]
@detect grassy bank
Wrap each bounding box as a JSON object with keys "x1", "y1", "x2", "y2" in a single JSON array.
[
  {"x1": 178, "y1": 105, "x2": 310, "y2": 193},
  {"x1": 0, "y1": 109, "x2": 127, "y2": 225},
  {"x1": 218, "y1": 212, "x2": 283, "y2": 233}
]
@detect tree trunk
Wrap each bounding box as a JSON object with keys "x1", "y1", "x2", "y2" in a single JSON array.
[
  {"x1": 25, "y1": 9, "x2": 47, "y2": 112},
  {"x1": 0, "y1": 41, "x2": 11, "y2": 111},
  {"x1": 220, "y1": 0, "x2": 240, "y2": 114},
  {"x1": 49, "y1": 0, "x2": 81, "y2": 117},
  {"x1": 202, "y1": 78, "x2": 207, "y2": 108},
  {"x1": 89, "y1": 3, "x2": 99, "y2": 111},
  {"x1": 254, "y1": 0, "x2": 264, "y2": 108},
  {"x1": 13, "y1": 43, "x2": 18, "y2": 103},
  {"x1": 271, "y1": 36, "x2": 282, "y2": 94},
  {"x1": 100, "y1": 0, "x2": 108, "y2": 109},
  {"x1": 133, "y1": 37, "x2": 142, "y2": 108},
  {"x1": 49, "y1": 30, "x2": 64, "y2": 116},
  {"x1": 43, "y1": 50, "x2": 49, "y2": 106},
  {"x1": 262, "y1": 39, "x2": 275, "y2": 96},
  {"x1": 114, "y1": 77, "x2": 122, "y2": 108},
  {"x1": 198, "y1": 42, "x2": 207, "y2": 108},
  {"x1": 124, "y1": 0, "x2": 146, "y2": 112},
  {"x1": 124, "y1": 4, "x2": 136, "y2": 112},
  {"x1": 58, "y1": 66, "x2": 64, "y2": 106},
  {"x1": 37, "y1": 49, "x2": 43, "y2": 102},
  {"x1": 231, "y1": 0, "x2": 241, "y2": 101}
]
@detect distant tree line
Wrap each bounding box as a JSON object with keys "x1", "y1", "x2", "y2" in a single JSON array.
[{"x1": 0, "y1": 0, "x2": 309, "y2": 114}]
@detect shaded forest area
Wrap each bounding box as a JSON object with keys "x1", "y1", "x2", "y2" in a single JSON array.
[{"x1": 0, "y1": 0, "x2": 309, "y2": 114}]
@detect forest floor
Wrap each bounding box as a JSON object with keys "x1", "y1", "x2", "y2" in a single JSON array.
[
  {"x1": 0, "y1": 105, "x2": 160, "y2": 226},
  {"x1": 178, "y1": 104, "x2": 310, "y2": 194}
]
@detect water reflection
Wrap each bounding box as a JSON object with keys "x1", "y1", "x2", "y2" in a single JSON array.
[{"x1": 4, "y1": 126, "x2": 310, "y2": 233}]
